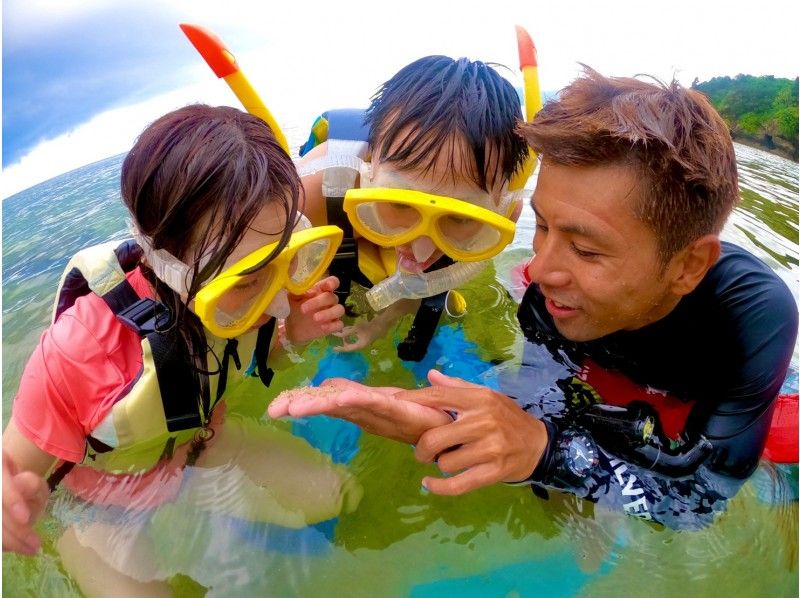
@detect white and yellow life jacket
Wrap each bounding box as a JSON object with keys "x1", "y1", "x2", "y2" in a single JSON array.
[{"x1": 47, "y1": 240, "x2": 273, "y2": 481}]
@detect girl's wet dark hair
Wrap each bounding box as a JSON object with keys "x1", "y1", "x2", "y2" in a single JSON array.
[
  {"x1": 121, "y1": 104, "x2": 301, "y2": 367},
  {"x1": 365, "y1": 56, "x2": 529, "y2": 192}
]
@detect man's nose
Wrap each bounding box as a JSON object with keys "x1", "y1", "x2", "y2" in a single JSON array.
[{"x1": 527, "y1": 241, "x2": 570, "y2": 288}]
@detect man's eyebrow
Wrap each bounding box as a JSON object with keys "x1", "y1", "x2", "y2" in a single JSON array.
[{"x1": 531, "y1": 200, "x2": 605, "y2": 242}]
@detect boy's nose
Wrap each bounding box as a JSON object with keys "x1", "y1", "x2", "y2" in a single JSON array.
[{"x1": 411, "y1": 236, "x2": 437, "y2": 262}]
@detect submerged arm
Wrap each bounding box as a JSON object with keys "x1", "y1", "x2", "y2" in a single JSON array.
[{"x1": 530, "y1": 392, "x2": 779, "y2": 530}]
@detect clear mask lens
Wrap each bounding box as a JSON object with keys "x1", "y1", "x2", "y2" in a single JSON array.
[
  {"x1": 211, "y1": 266, "x2": 278, "y2": 331},
  {"x1": 435, "y1": 215, "x2": 503, "y2": 254},
  {"x1": 289, "y1": 237, "x2": 333, "y2": 286},
  {"x1": 355, "y1": 202, "x2": 422, "y2": 237}
]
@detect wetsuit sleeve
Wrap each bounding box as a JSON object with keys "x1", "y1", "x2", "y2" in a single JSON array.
[{"x1": 529, "y1": 421, "x2": 746, "y2": 530}]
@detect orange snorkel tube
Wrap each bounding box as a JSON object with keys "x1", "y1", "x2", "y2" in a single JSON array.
[
  {"x1": 508, "y1": 25, "x2": 543, "y2": 191},
  {"x1": 179, "y1": 23, "x2": 290, "y2": 154}
]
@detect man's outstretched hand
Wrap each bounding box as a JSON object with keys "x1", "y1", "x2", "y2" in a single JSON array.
[
  {"x1": 397, "y1": 369, "x2": 548, "y2": 496},
  {"x1": 267, "y1": 378, "x2": 453, "y2": 444}
]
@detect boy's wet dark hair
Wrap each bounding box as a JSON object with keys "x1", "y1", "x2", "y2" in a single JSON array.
[{"x1": 365, "y1": 56, "x2": 529, "y2": 193}]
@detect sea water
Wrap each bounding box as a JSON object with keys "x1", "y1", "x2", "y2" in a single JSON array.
[{"x1": 2, "y1": 143, "x2": 798, "y2": 596}]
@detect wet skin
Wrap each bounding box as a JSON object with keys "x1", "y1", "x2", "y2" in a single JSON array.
[{"x1": 526, "y1": 161, "x2": 686, "y2": 342}]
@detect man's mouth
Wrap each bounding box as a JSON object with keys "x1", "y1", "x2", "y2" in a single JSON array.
[{"x1": 544, "y1": 296, "x2": 579, "y2": 318}]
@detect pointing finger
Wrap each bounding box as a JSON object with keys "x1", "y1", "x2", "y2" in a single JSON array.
[
  {"x1": 427, "y1": 369, "x2": 484, "y2": 390},
  {"x1": 422, "y1": 462, "x2": 501, "y2": 496}
]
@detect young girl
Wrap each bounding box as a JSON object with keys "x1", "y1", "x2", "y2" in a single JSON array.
[{"x1": 3, "y1": 104, "x2": 360, "y2": 593}]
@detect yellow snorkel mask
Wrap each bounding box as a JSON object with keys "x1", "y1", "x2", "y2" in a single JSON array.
[
  {"x1": 343, "y1": 187, "x2": 516, "y2": 263},
  {"x1": 132, "y1": 217, "x2": 343, "y2": 339},
  {"x1": 178, "y1": 25, "x2": 346, "y2": 337},
  {"x1": 194, "y1": 224, "x2": 343, "y2": 338}
]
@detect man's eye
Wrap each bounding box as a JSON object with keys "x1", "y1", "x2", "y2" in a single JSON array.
[{"x1": 571, "y1": 243, "x2": 599, "y2": 258}]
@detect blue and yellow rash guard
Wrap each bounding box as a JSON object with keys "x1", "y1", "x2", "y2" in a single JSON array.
[{"x1": 507, "y1": 242, "x2": 798, "y2": 529}]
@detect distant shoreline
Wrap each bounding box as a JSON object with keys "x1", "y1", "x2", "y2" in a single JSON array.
[{"x1": 732, "y1": 135, "x2": 798, "y2": 163}]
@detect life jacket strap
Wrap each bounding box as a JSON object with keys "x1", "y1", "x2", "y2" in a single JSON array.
[
  {"x1": 254, "y1": 318, "x2": 276, "y2": 387},
  {"x1": 115, "y1": 296, "x2": 171, "y2": 334},
  {"x1": 215, "y1": 338, "x2": 241, "y2": 403},
  {"x1": 112, "y1": 292, "x2": 205, "y2": 432},
  {"x1": 326, "y1": 196, "x2": 375, "y2": 309},
  {"x1": 396, "y1": 254, "x2": 455, "y2": 362},
  {"x1": 148, "y1": 329, "x2": 205, "y2": 432},
  {"x1": 47, "y1": 462, "x2": 75, "y2": 492}
]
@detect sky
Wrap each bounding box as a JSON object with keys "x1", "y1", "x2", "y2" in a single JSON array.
[{"x1": 2, "y1": 0, "x2": 799, "y2": 199}]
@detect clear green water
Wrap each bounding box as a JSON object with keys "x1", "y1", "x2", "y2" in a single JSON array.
[{"x1": 2, "y1": 144, "x2": 798, "y2": 596}]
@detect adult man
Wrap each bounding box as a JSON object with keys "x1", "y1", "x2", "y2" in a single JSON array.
[{"x1": 270, "y1": 68, "x2": 798, "y2": 528}]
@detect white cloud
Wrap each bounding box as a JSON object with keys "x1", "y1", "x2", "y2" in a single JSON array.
[
  {"x1": 4, "y1": 0, "x2": 798, "y2": 198},
  {"x1": 1, "y1": 81, "x2": 233, "y2": 199}
]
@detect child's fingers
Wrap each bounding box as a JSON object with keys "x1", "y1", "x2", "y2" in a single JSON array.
[
  {"x1": 312, "y1": 304, "x2": 345, "y2": 323},
  {"x1": 3, "y1": 517, "x2": 40, "y2": 555},
  {"x1": 307, "y1": 276, "x2": 340, "y2": 296},
  {"x1": 319, "y1": 319, "x2": 344, "y2": 334},
  {"x1": 300, "y1": 291, "x2": 340, "y2": 315}
]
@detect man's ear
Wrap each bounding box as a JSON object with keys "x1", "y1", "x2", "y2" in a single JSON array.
[{"x1": 669, "y1": 235, "x2": 721, "y2": 296}]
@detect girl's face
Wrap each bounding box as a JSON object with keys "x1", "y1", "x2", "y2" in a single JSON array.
[{"x1": 191, "y1": 201, "x2": 293, "y2": 327}]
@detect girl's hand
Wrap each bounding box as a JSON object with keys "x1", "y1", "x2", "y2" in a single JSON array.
[
  {"x1": 284, "y1": 276, "x2": 345, "y2": 344},
  {"x1": 2, "y1": 450, "x2": 49, "y2": 555}
]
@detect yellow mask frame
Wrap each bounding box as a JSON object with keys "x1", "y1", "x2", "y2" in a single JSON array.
[
  {"x1": 343, "y1": 187, "x2": 515, "y2": 263},
  {"x1": 194, "y1": 225, "x2": 343, "y2": 338}
]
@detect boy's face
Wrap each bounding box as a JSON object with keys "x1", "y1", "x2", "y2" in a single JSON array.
[
  {"x1": 369, "y1": 136, "x2": 507, "y2": 273},
  {"x1": 526, "y1": 160, "x2": 683, "y2": 342}
]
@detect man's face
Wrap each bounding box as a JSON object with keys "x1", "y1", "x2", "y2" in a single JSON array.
[{"x1": 526, "y1": 161, "x2": 681, "y2": 342}]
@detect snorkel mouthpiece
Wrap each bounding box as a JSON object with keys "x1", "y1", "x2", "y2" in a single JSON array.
[{"x1": 365, "y1": 261, "x2": 487, "y2": 311}]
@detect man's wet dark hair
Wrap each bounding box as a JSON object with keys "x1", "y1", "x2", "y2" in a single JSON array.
[
  {"x1": 520, "y1": 66, "x2": 740, "y2": 263},
  {"x1": 365, "y1": 56, "x2": 529, "y2": 192}
]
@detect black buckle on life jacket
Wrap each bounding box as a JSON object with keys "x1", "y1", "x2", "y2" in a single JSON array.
[
  {"x1": 117, "y1": 298, "x2": 171, "y2": 335},
  {"x1": 397, "y1": 291, "x2": 447, "y2": 361},
  {"x1": 333, "y1": 238, "x2": 358, "y2": 261}
]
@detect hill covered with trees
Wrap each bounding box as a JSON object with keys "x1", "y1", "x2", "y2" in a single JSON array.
[{"x1": 693, "y1": 75, "x2": 798, "y2": 161}]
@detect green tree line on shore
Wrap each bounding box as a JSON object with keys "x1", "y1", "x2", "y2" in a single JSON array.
[{"x1": 693, "y1": 75, "x2": 798, "y2": 161}]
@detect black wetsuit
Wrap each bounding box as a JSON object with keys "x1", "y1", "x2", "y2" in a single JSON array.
[{"x1": 505, "y1": 242, "x2": 798, "y2": 529}]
